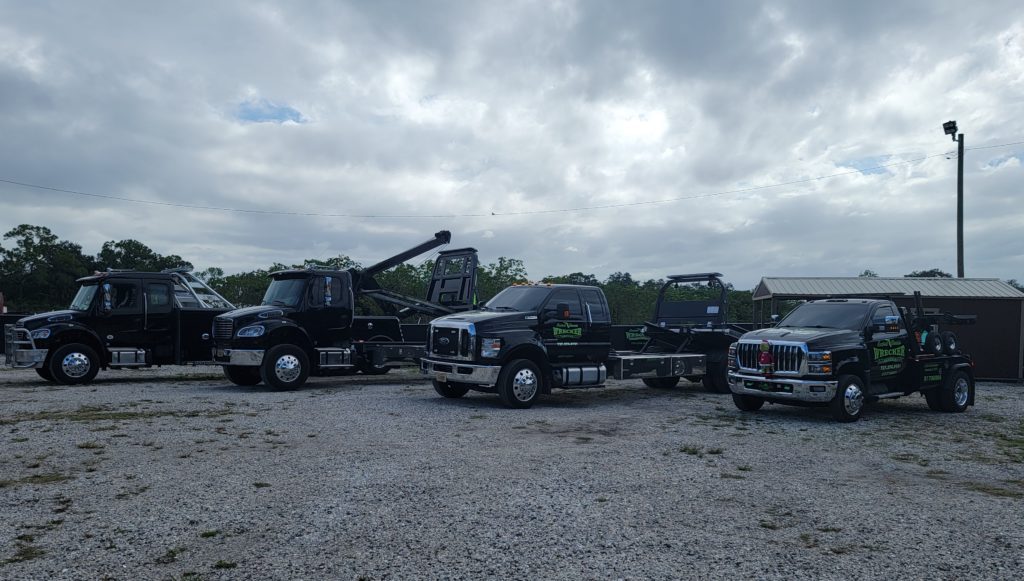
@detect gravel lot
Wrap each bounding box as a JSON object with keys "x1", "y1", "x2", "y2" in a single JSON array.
[{"x1": 1, "y1": 365, "x2": 1022, "y2": 580}]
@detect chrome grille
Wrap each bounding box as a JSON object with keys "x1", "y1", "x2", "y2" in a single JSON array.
[
  {"x1": 736, "y1": 342, "x2": 804, "y2": 373},
  {"x1": 213, "y1": 318, "x2": 234, "y2": 340},
  {"x1": 429, "y1": 323, "x2": 475, "y2": 361}
]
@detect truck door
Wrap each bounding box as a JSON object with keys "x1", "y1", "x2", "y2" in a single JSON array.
[
  {"x1": 143, "y1": 282, "x2": 175, "y2": 362},
  {"x1": 867, "y1": 304, "x2": 910, "y2": 384},
  {"x1": 579, "y1": 288, "x2": 612, "y2": 362},
  {"x1": 99, "y1": 280, "x2": 145, "y2": 349},
  {"x1": 540, "y1": 289, "x2": 587, "y2": 363},
  {"x1": 303, "y1": 274, "x2": 354, "y2": 347}
]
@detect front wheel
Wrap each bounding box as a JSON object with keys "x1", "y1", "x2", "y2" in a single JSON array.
[
  {"x1": 260, "y1": 344, "x2": 310, "y2": 390},
  {"x1": 702, "y1": 361, "x2": 730, "y2": 394},
  {"x1": 732, "y1": 394, "x2": 765, "y2": 411},
  {"x1": 48, "y1": 343, "x2": 101, "y2": 385},
  {"x1": 223, "y1": 365, "x2": 262, "y2": 386},
  {"x1": 830, "y1": 374, "x2": 865, "y2": 422},
  {"x1": 642, "y1": 376, "x2": 680, "y2": 389},
  {"x1": 36, "y1": 366, "x2": 55, "y2": 382},
  {"x1": 433, "y1": 380, "x2": 470, "y2": 398},
  {"x1": 497, "y1": 359, "x2": 543, "y2": 409},
  {"x1": 936, "y1": 370, "x2": 972, "y2": 413}
]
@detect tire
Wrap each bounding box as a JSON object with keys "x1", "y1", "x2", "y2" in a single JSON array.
[
  {"x1": 683, "y1": 375, "x2": 701, "y2": 383},
  {"x1": 936, "y1": 369, "x2": 972, "y2": 413},
  {"x1": 48, "y1": 343, "x2": 101, "y2": 385},
  {"x1": 830, "y1": 374, "x2": 865, "y2": 423},
  {"x1": 921, "y1": 331, "x2": 943, "y2": 355},
  {"x1": 223, "y1": 365, "x2": 262, "y2": 386},
  {"x1": 35, "y1": 366, "x2": 55, "y2": 382},
  {"x1": 358, "y1": 362, "x2": 391, "y2": 375},
  {"x1": 940, "y1": 331, "x2": 959, "y2": 355},
  {"x1": 702, "y1": 361, "x2": 731, "y2": 394},
  {"x1": 732, "y1": 394, "x2": 765, "y2": 412},
  {"x1": 260, "y1": 344, "x2": 310, "y2": 390},
  {"x1": 642, "y1": 376, "x2": 680, "y2": 389},
  {"x1": 497, "y1": 359, "x2": 543, "y2": 409},
  {"x1": 924, "y1": 388, "x2": 943, "y2": 411},
  {"x1": 433, "y1": 379, "x2": 470, "y2": 398}
]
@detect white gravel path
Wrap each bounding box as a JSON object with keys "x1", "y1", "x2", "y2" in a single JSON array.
[{"x1": 1, "y1": 366, "x2": 1022, "y2": 580}]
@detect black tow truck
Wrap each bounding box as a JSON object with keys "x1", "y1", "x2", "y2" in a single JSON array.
[
  {"x1": 420, "y1": 283, "x2": 707, "y2": 408},
  {"x1": 213, "y1": 231, "x2": 478, "y2": 389},
  {"x1": 3, "y1": 269, "x2": 234, "y2": 384},
  {"x1": 727, "y1": 294, "x2": 976, "y2": 422},
  {"x1": 620, "y1": 272, "x2": 748, "y2": 392}
]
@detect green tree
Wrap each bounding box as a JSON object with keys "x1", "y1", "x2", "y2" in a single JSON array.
[
  {"x1": 0, "y1": 224, "x2": 94, "y2": 312},
  {"x1": 476, "y1": 257, "x2": 529, "y2": 302},
  {"x1": 858, "y1": 269, "x2": 879, "y2": 277},
  {"x1": 1005, "y1": 279, "x2": 1024, "y2": 292},
  {"x1": 905, "y1": 268, "x2": 952, "y2": 278},
  {"x1": 96, "y1": 239, "x2": 192, "y2": 272},
  {"x1": 541, "y1": 272, "x2": 600, "y2": 286}
]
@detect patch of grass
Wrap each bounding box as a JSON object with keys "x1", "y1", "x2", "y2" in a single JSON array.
[
  {"x1": 679, "y1": 445, "x2": 703, "y2": 457},
  {"x1": 737, "y1": 465, "x2": 752, "y2": 472},
  {"x1": 799, "y1": 532, "x2": 818, "y2": 548},
  {"x1": 759, "y1": 520, "x2": 779, "y2": 530},
  {"x1": 817, "y1": 526, "x2": 842, "y2": 533},
  {"x1": 0, "y1": 473, "x2": 74, "y2": 488},
  {"x1": 3, "y1": 542, "x2": 45, "y2": 564},
  {"x1": 469, "y1": 414, "x2": 487, "y2": 420},
  {"x1": 890, "y1": 452, "x2": 929, "y2": 467},
  {"x1": 596, "y1": 496, "x2": 609, "y2": 503},
  {"x1": 0, "y1": 406, "x2": 234, "y2": 426},
  {"x1": 706, "y1": 448, "x2": 724, "y2": 455},
  {"x1": 77, "y1": 441, "x2": 105, "y2": 450},
  {"x1": 720, "y1": 473, "x2": 746, "y2": 480},
  {"x1": 11, "y1": 437, "x2": 29, "y2": 443},
  {"x1": 155, "y1": 546, "x2": 187, "y2": 564},
  {"x1": 253, "y1": 482, "x2": 271, "y2": 488},
  {"x1": 965, "y1": 482, "x2": 1023, "y2": 498},
  {"x1": 925, "y1": 469, "x2": 950, "y2": 479},
  {"x1": 574, "y1": 436, "x2": 593, "y2": 444},
  {"x1": 213, "y1": 560, "x2": 237, "y2": 569},
  {"x1": 200, "y1": 530, "x2": 220, "y2": 538}
]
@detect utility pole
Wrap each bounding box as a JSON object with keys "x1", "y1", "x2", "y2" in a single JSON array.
[{"x1": 943, "y1": 120, "x2": 965, "y2": 278}]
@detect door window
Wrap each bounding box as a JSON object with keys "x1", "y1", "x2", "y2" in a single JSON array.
[
  {"x1": 146, "y1": 283, "x2": 172, "y2": 312},
  {"x1": 544, "y1": 289, "x2": 584, "y2": 319},
  {"x1": 110, "y1": 282, "x2": 141, "y2": 313},
  {"x1": 580, "y1": 289, "x2": 608, "y2": 323}
]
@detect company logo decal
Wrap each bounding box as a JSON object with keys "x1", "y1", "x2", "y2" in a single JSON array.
[
  {"x1": 553, "y1": 322, "x2": 582, "y2": 339},
  {"x1": 873, "y1": 338, "x2": 906, "y2": 376}
]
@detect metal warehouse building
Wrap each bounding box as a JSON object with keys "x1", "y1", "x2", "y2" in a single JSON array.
[{"x1": 751, "y1": 277, "x2": 1024, "y2": 381}]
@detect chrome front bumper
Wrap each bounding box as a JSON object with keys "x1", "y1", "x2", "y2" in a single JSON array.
[
  {"x1": 728, "y1": 371, "x2": 837, "y2": 403},
  {"x1": 214, "y1": 349, "x2": 264, "y2": 366},
  {"x1": 7, "y1": 349, "x2": 48, "y2": 369},
  {"x1": 421, "y1": 358, "x2": 501, "y2": 386}
]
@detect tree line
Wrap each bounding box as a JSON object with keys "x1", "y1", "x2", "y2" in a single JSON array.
[{"x1": 2, "y1": 224, "x2": 1019, "y2": 324}]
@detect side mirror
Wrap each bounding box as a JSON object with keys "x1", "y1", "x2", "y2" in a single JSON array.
[
  {"x1": 770, "y1": 314, "x2": 779, "y2": 326},
  {"x1": 556, "y1": 303, "x2": 570, "y2": 320},
  {"x1": 871, "y1": 315, "x2": 900, "y2": 334},
  {"x1": 101, "y1": 284, "x2": 113, "y2": 316}
]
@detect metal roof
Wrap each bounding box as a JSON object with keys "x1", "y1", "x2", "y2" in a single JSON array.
[{"x1": 753, "y1": 277, "x2": 1024, "y2": 300}]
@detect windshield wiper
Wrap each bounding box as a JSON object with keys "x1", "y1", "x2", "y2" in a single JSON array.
[
  {"x1": 489, "y1": 306, "x2": 517, "y2": 311},
  {"x1": 269, "y1": 300, "x2": 289, "y2": 307}
]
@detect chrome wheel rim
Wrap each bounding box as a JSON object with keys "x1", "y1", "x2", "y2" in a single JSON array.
[
  {"x1": 953, "y1": 377, "x2": 970, "y2": 407},
  {"x1": 842, "y1": 383, "x2": 864, "y2": 416},
  {"x1": 61, "y1": 352, "x2": 92, "y2": 379},
  {"x1": 511, "y1": 368, "x2": 538, "y2": 401},
  {"x1": 274, "y1": 355, "x2": 302, "y2": 383}
]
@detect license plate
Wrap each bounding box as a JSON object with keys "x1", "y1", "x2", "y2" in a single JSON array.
[{"x1": 435, "y1": 372, "x2": 447, "y2": 383}]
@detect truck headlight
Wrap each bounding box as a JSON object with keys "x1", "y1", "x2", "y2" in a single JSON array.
[
  {"x1": 727, "y1": 343, "x2": 737, "y2": 369},
  {"x1": 807, "y1": 351, "x2": 832, "y2": 362},
  {"x1": 480, "y1": 337, "x2": 502, "y2": 358},
  {"x1": 31, "y1": 329, "x2": 51, "y2": 340},
  {"x1": 808, "y1": 364, "x2": 833, "y2": 375},
  {"x1": 237, "y1": 325, "x2": 265, "y2": 338}
]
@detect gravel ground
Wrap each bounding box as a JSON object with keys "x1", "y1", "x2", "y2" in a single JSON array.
[{"x1": 1, "y1": 365, "x2": 1022, "y2": 580}]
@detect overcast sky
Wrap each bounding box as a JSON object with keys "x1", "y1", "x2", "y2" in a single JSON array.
[{"x1": 1, "y1": 0, "x2": 1022, "y2": 289}]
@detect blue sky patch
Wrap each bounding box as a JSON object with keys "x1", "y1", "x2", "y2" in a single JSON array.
[
  {"x1": 840, "y1": 155, "x2": 892, "y2": 175},
  {"x1": 235, "y1": 98, "x2": 305, "y2": 124}
]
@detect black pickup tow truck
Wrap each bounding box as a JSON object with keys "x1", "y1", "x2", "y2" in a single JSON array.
[
  {"x1": 213, "y1": 231, "x2": 478, "y2": 389},
  {"x1": 727, "y1": 294, "x2": 976, "y2": 422},
  {"x1": 4, "y1": 269, "x2": 234, "y2": 384},
  {"x1": 420, "y1": 283, "x2": 707, "y2": 408}
]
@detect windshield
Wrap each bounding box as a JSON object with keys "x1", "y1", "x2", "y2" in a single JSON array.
[
  {"x1": 484, "y1": 287, "x2": 551, "y2": 312},
  {"x1": 261, "y1": 278, "x2": 307, "y2": 308},
  {"x1": 69, "y1": 284, "x2": 98, "y2": 311},
  {"x1": 778, "y1": 303, "x2": 871, "y2": 331}
]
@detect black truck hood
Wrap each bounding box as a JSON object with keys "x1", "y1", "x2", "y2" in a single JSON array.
[
  {"x1": 218, "y1": 305, "x2": 294, "y2": 326},
  {"x1": 432, "y1": 310, "x2": 534, "y2": 332},
  {"x1": 743, "y1": 327, "x2": 863, "y2": 349},
  {"x1": 16, "y1": 310, "x2": 80, "y2": 329}
]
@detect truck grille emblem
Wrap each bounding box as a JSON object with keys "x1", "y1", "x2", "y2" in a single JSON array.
[{"x1": 439, "y1": 337, "x2": 450, "y2": 346}]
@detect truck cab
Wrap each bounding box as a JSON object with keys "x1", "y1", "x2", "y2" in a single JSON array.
[
  {"x1": 3, "y1": 270, "x2": 234, "y2": 384},
  {"x1": 727, "y1": 298, "x2": 975, "y2": 422},
  {"x1": 422, "y1": 284, "x2": 706, "y2": 408}
]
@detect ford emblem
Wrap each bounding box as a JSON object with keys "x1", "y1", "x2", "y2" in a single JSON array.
[{"x1": 439, "y1": 337, "x2": 450, "y2": 346}]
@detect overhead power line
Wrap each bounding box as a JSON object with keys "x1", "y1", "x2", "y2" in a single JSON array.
[{"x1": 2, "y1": 140, "x2": 1022, "y2": 219}]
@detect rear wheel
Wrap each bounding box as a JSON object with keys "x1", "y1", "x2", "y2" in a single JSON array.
[
  {"x1": 35, "y1": 366, "x2": 55, "y2": 382},
  {"x1": 702, "y1": 361, "x2": 730, "y2": 394},
  {"x1": 732, "y1": 394, "x2": 764, "y2": 412},
  {"x1": 936, "y1": 370, "x2": 972, "y2": 413},
  {"x1": 223, "y1": 365, "x2": 262, "y2": 386},
  {"x1": 48, "y1": 343, "x2": 100, "y2": 385},
  {"x1": 358, "y1": 362, "x2": 391, "y2": 375},
  {"x1": 830, "y1": 374, "x2": 865, "y2": 422},
  {"x1": 497, "y1": 359, "x2": 542, "y2": 409},
  {"x1": 433, "y1": 380, "x2": 470, "y2": 398},
  {"x1": 642, "y1": 376, "x2": 680, "y2": 389},
  {"x1": 260, "y1": 344, "x2": 310, "y2": 390}
]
